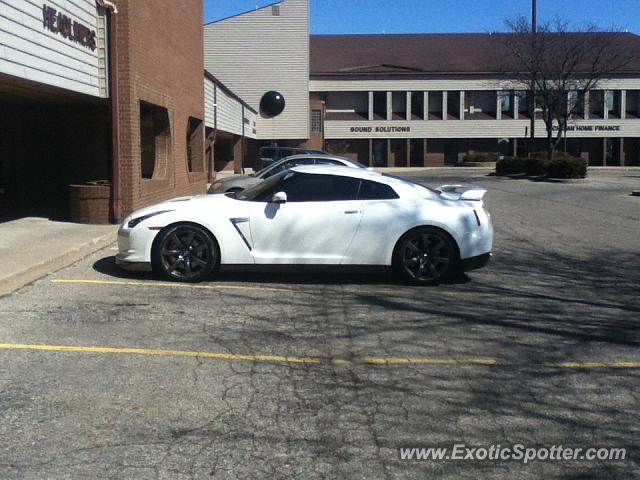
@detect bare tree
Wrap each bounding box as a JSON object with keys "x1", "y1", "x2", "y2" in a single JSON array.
[{"x1": 499, "y1": 17, "x2": 631, "y2": 159}]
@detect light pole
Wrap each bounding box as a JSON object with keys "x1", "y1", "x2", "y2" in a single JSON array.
[
  {"x1": 529, "y1": 0, "x2": 537, "y2": 157},
  {"x1": 532, "y1": 0, "x2": 537, "y2": 33}
]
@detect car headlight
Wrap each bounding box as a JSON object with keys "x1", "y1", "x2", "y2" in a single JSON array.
[{"x1": 127, "y1": 210, "x2": 173, "y2": 229}]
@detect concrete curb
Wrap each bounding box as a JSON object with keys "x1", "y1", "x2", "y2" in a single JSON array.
[{"x1": 0, "y1": 228, "x2": 117, "y2": 298}]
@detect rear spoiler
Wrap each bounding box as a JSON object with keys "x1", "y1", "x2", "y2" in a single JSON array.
[{"x1": 436, "y1": 184, "x2": 487, "y2": 201}]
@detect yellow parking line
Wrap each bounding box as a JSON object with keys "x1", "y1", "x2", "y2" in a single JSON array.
[
  {"x1": 545, "y1": 361, "x2": 640, "y2": 369},
  {"x1": 355, "y1": 356, "x2": 496, "y2": 366},
  {"x1": 0, "y1": 343, "x2": 496, "y2": 367},
  {"x1": 1, "y1": 343, "x2": 638, "y2": 369},
  {"x1": 51, "y1": 279, "x2": 291, "y2": 293}
]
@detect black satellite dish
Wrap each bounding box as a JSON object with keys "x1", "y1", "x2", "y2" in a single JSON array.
[{"x1": 260, "y1": 91, "x2": 285, "y2": 117}]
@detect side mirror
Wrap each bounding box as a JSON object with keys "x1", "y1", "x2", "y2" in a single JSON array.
[{"x1": 271, "y1": 191, "x2": 287, "y2": 204}]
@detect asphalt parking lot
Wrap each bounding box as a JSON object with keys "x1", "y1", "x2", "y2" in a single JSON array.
[{"x1": 0, "y1": 168, "x2": 639, "y2": 479}]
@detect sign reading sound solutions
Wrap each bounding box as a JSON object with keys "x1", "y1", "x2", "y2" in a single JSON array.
[
  {"x1": 42, "y1": 4, "x2": 97, "y2": 52},
  {"x1": 350, "y1": 126, "x2": 411, "y2": 133}
]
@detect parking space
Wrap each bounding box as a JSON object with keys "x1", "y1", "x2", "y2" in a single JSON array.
[{"x1": 0, "y1": 169, "x2": 638, "y2": 478}]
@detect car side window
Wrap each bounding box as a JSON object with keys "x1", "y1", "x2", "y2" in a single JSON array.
[
  {"x1": 358, "y1": 179, "x2": 399, "y2": 200},
  {"x1": 315, "y1": 158, "x2": 345, "y2": 166},
  {"x1": 276, "y1": 173, "x2": 361, "y2": 202}
]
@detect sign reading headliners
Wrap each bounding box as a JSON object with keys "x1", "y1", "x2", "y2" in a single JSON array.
[{"x1": 42, "y1": 4, "x2": 97, "y2": 51}]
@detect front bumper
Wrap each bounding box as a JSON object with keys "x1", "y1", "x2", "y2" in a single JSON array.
[
  {"x1": 460, "y1": 252, "x2": 491, "y2": 272},
  {"x1": 115, "y1": 226, "x2": 154, "y2": 271},
  {"x1": 114, "y1": 256, "x2": 153, "y2": 271}
]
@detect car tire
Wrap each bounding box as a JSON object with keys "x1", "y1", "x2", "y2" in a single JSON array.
[
  {"x1": 393, "y1": 227, "x2": 458, "y2": 285},
  {"x1": 152, "y1": 223, "x2": 219, "y2": 283}
]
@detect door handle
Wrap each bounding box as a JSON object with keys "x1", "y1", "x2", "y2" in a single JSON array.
[{"x1": 344, "y1": 210, "x2": 361, "y2": 214}]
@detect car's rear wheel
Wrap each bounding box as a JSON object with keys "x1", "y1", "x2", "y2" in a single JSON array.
[
  {"x1": 153, "y1": 224, "x2": 218, "y2": 282},
  {"x1": 394, "y1": 227, "x2": 458, "y2": 285}
]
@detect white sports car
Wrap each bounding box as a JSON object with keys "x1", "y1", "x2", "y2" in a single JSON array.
[{"x1": 116, "y1": 166, "x2": 493, "y2": 284}]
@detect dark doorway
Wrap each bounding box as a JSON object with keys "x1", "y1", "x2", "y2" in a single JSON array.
[
  {"x1": 0, "y1": 96, "x2": 110, "y2": 221},
  {"x1": 409, "y1": 139, "x2": 424, "y2": 167},
  {"x1": 444, "y1": 139, "x2": 460, "y2": 165},
  {"x1": 372, "y1": 139, "x2": 388, "y2": 167}
]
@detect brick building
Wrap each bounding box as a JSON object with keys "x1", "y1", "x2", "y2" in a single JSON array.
[
  {"x1": 0, "y1": 0, "x2": 220, "y2": 223},
  {"x1": 108, "y1": 0, "x2": 210, "y2": 221}
]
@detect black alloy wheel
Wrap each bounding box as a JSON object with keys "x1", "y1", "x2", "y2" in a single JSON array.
[
  {"x1": 154, "y1": 224, "x2": 217, "y2": 282},
  {"x1": 396, "y1": 227, "x2": 456, "y2": 284}
]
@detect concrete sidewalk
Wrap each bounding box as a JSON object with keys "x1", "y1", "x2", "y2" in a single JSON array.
[{"x1": 0, "y1": 217, "x2": 117, "y2": 297}]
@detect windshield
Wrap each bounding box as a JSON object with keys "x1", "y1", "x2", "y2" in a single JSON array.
[
  {"x1": 252, "y1": 163, "x2": 274, "y2": 177},
  {"x1": 235, "y1": 171, "x2": 289, "y2": 201}
]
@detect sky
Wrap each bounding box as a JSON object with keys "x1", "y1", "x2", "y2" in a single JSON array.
[{"x1": 204, "y1": 0, "x2": 640, "y2": 34}]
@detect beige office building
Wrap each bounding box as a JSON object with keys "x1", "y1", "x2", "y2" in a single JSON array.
[{"x1": 204, "y1": 0, "x2": 640, "y2": 168}]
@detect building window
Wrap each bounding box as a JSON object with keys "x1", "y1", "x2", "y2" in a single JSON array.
[
  {"x1": 187, "y1": 117, "x2": 204, "y2": 172},
  {"x1": 465, "y1": 91, "x2": 497, "y2": 120},
  {"x1": 272, "y1": 5, "x2": 280, "y2": 15},
  {"x1": 626, "y1": 90, "x2": 640, "y2": 118},
  {"x1": 373, "y1": 91, "x2": 387, "y2": 120},
  {"x1": 411, "y1": 91, "x2": 424, "y2": 120},
  {"x1": 568, "y1": 90, "x2": 585, "y2": 119},
  {"x1": 607, "y1": 90, "x2": 622, "y2": 119},
  {"x1": 311, "y1": 110, "x2": 322, "y2": 133},
  {"x1": 498, "y1": 91, "x2": 514, "y2": 118},
  {"x1": 140, "y1": 101, "x2": 170, "y2": 179},
  {"x1": 589, "y1": 90, "x2": 605, "y2": 119}
]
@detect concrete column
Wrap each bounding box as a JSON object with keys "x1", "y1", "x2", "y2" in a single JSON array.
[
  {"x1": 424, "y1": 92, "x2": 429, "y2": 121},
  {"x1": 423, "y1": 138, "x2": 428, "y2": 166},
  {"x1": 603, "y1": 138, "x2": 608, "y2": 166},
  {"x1": 512, "y1": 138, "x2": 518, "y2": 157},
  {"x1": 368, "y1": 138, "x2": 373, "y2": 167},
  {"x1": 442, "y1": 91, "x2": 448, "y2": 120},
  {"x1": 513, "y1": 93, "x2": 519, "y2": 120},
  {"x1": 406, "y1": 91, "x2": 412, "y2": 121},
  {"x1": 368, "y1": 91, "x2": 374, "y2": 121},
  {"x1": 460, "y1": 91, "x2": 465, "y2": 120},
  {"x1": 233, "y1": 135, "x2": 243, "y2": 174},
  {"x1": 604, "y1": 91, "x2": 609, "y2": 120},
  {"x1": 621, "y1": 90, "x2": 627, "y2": 120},
  {"x1": 584, "y1": 91, "x2": 590, "y2": 120},
  {"x1": 387, "y1": 139, "x2": 393, "y2": 167},
  {"x1": 406, "y1": 138, "x2": 411, "y2": 166},
  {"x1": 496, "y1": 92, "x2": 502, "y2": 120},
  {"x1": 386, "y1": 92, "x2": 392, "y2": 121}
]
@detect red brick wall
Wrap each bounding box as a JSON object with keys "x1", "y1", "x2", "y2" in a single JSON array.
[
  {"x1": 301, "y1": 97, "x2": 325, "y2": 150},
  {"x1": 112, "y1": 0, "x2": 206, "y2": 218}
]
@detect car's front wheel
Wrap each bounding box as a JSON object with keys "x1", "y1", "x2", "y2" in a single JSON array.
[
  {"x1": 394, "y1": 227, "x2": 458, "y2": 285},
  {"x1": 153, "y1": 224, "x2": 218, "y2": 282}
]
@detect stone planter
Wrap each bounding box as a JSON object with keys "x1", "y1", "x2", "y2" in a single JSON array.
[{"x1": 69, "y1": 181, "x2": 112, "y2": 224}]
